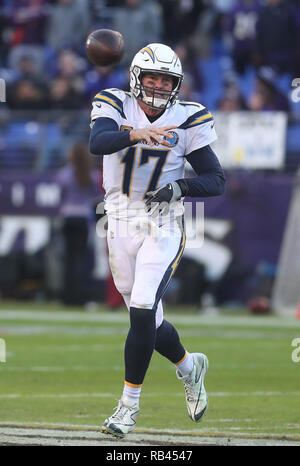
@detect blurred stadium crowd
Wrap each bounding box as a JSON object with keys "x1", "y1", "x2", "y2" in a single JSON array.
[
  {"x1": 0, "y1": 0, "x2": 300, "y2": 169},
  {"x1": 0, "y1": 0, "x2": 299, "y2": 310}
]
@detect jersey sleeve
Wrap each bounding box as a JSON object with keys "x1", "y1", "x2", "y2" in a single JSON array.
[
  {"x1": 90, "y1": 88, "x2": 126, "y2": 126},
  {"x1": 179, "y1": 106, "x2": 217, "y2": 155}
]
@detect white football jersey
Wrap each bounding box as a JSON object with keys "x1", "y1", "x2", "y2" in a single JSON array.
[{"x1": 90, "y1": 88, "x2": 217, "y2": 218}]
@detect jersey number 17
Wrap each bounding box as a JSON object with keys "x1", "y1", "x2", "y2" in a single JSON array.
[{"x1": 121, "y1": 147, "x2": 170, "y2": 199}]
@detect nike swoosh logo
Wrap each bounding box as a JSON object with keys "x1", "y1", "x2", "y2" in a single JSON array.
[
  {"x1": 96, "y1": 103, "x2": 102, "y2": 108},
  {"x1": 195, "y1": 360, "x2": 207, "y2": 419},
  {"x1": 195, "y1": 360, "x2": 204, "y2": 384},
  {"x1": 211, "y1": 123, "x2": 215, "y2": 129}
]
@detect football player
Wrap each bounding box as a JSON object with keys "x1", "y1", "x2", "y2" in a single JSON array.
[{"x1": 89, "y1": 43, "x2": 226, "y2": 438}]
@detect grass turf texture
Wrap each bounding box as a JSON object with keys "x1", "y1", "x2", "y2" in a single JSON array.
[{"x1": 0, "y1": 301, "x2": 300, "y2": 437}]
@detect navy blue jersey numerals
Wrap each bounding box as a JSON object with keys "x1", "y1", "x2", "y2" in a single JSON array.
[{"x1": 121, "y1": 147, "x2": 170, "y2": 198}]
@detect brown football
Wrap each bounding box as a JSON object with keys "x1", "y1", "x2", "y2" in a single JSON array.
[{"x1": 85, "y1": 29, "x2": 125, "y2": 67}]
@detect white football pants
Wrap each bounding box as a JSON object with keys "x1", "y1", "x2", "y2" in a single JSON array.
[{"x1": 107, "y1": 215, "x2": 185, "y2": 328}]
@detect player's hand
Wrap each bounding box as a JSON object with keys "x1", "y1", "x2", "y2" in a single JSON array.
[
  {"x1": 129, "y1": 126, "x2": 177, "y2": 147},
  {"x1": 145, "y1": 182, "x2": 182, "y2": 216}
]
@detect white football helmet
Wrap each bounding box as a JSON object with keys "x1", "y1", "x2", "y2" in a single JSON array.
[{"x1": 130, "y1": 43, "x2": 183, "y2": 110}]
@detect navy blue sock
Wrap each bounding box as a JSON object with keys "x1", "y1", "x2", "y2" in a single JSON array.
[
  {"x1": 124, "y1": 307, "x2": 156, "y2": 386},
  {"x1": 155, "y1": 319, "x2": 186, "y2": 364}
]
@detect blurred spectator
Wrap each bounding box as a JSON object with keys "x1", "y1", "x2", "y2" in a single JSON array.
[
  {"x1": 247, "y1": 66, "x2": 290, "y2": 112},
  {"x1": 46, "y1": 0, "x2": 90, "y2": 54},
  {"x1": 4, "y1": 0, "x2": 51, "y2": 46},
  {"x1": 159, "y1": 0, "x2": 206, "y2": 46},
  {"x1": 84, "y1": 65, "x2": 128, "y2": 101},
  {"x1": 218, "y1": 69, "x2": 247, "y2": 111},
  {"x1": 0, "y1": 53, "x2": 47, "y2": 89},
  {"x1": 49, "y1": 76, "x2": 84, "y2": 110},
  {"x1": 51, "y1": 49, "x2": 86, "y2": 93},
  {"x1": 7, "y1": 78, "x2": 49, "y2": 110},
  {"x1": 4, "y1": 0, "x2": 51, "y2": 74},
  {"x1": 175, "y1": 42, "x2": 204, "y2": 95},
  {"x1": 8, "y1": 46, "x2": 46, "y2": 78},
  {"x1": 5, "y1": 51, "x2": 50, "y2": 110},
  {"x1": 111, "y1": 0, "x2": 162, "y2": 66},
  {"x1": 212, "y1": 0, "x2": 238, "y2": 13},
  {"x1": 56, "y1": 49, "x2": 86, "y2": 78},
  {"x1": 218, "y1": 85, "x2": 247, "y2": 111},
  {"x1": 224, "y1": 0, "x2": 262, "y2": 75},
  {"x1": 201, "y1": 0, "x2": 238, "y2": 41},
  {"x1": 56, "y1": 142, "x2": 100, "y2": 306},
  {"x1": 291, "y1": 0, "x2": 300, "y2": 77},
  {"x1": 90, "y1": 0, "x2": 123, "y2": 29},
  {"x1": 0, "y1": 4, "x2": 9, "y2": 66},
  {"x1": 14, "y1": 54, "x2": 48, "y2": 84},
  {"x1": 253, "y1": 0, "x2": 298, "y2": 75},
  {"x1": 179, "y1": 72, "x2": 202, "y2": 102}
]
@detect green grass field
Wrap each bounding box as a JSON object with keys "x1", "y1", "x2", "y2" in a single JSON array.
[{"x1": 1, "y1": 301, "x2": 300, "y2": 439}]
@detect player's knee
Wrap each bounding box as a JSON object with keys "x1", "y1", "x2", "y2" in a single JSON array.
[
  {"x1": 130, "y1": 306, "x2": 156, "y2": 323},
  {"x1": 130, "y1": 285, "x2": 158, "y2": 310},
  {"x1": 130, "y1": 301, "x2": 154, "y2": 310},
  {"x1": 129, "y1": 304, "x2": 162, "y2": 329},
  {"x1": 129, "y1": 298, "x2": 163, "y2": 331},
  {"x1": 112, "y1": 276, "x2": 133, "y2": 296},
  {"x1": 130, "y1": 290, "x2": 155, "y2": 310},
  {"x1": 117, "y1": 286, "x2": 132, "y2": 296}
]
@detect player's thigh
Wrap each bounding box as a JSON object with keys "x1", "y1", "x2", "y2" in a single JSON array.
[
  {"x1": 130, "y1": 220, "x2": 185, "y2": 309},
  {"x1": 107, "y1": 222, "x2": 137, "y2": 296}
]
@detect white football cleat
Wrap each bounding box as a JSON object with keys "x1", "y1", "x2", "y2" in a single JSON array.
[
  {"x1": 101, "y1": 397, "x2": 139, "y2": 438},
  {"x1": 177, "y1": 352, "x2": 209, "y2": 422}
]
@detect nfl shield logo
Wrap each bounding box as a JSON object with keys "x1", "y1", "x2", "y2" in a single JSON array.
[{"x1": 164, "y1": 131, "x2": 179, "y2": 147}]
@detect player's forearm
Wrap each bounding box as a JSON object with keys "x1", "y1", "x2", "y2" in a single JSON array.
[
  {"x1": 177, "y1": 145, "x2": 226, "y2": 197},
  {"x1": 144, "y1": 168, "x2": 225, "y2": 216},
  {"x1": 89, "y1": 117, "x2": 134, "y2": 155},
  {"x1": 176, "y1": 169, "x2": 226, "y2": 198}
]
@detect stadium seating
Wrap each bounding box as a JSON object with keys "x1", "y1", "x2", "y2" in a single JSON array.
[{"x1": 197, "y1": 57, "x2": 224, "y2": 109}]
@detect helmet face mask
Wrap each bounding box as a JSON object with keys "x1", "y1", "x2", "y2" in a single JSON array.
[{"x1": 130, "y1": 44, "x2": 184, "y2": 110}]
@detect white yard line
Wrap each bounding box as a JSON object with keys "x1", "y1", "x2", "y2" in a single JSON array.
[
  {"x1": 0, "y1": 325, "x2": 129, "y2": 335},
  {"x1": 0, "y1": 324, "x2": 294, "y2": 339},
  {"x1": 0, "y1": 310, "x2": 300, "y2": 328}
]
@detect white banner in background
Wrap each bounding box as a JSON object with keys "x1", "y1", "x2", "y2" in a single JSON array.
[{"x1": 211, "y1": 111, "x2": 287, "y2": 169}]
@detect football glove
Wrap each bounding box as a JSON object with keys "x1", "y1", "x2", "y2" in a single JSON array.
[{"x1": 145, "y1": 181, "x2": 183, "y2": 216}]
